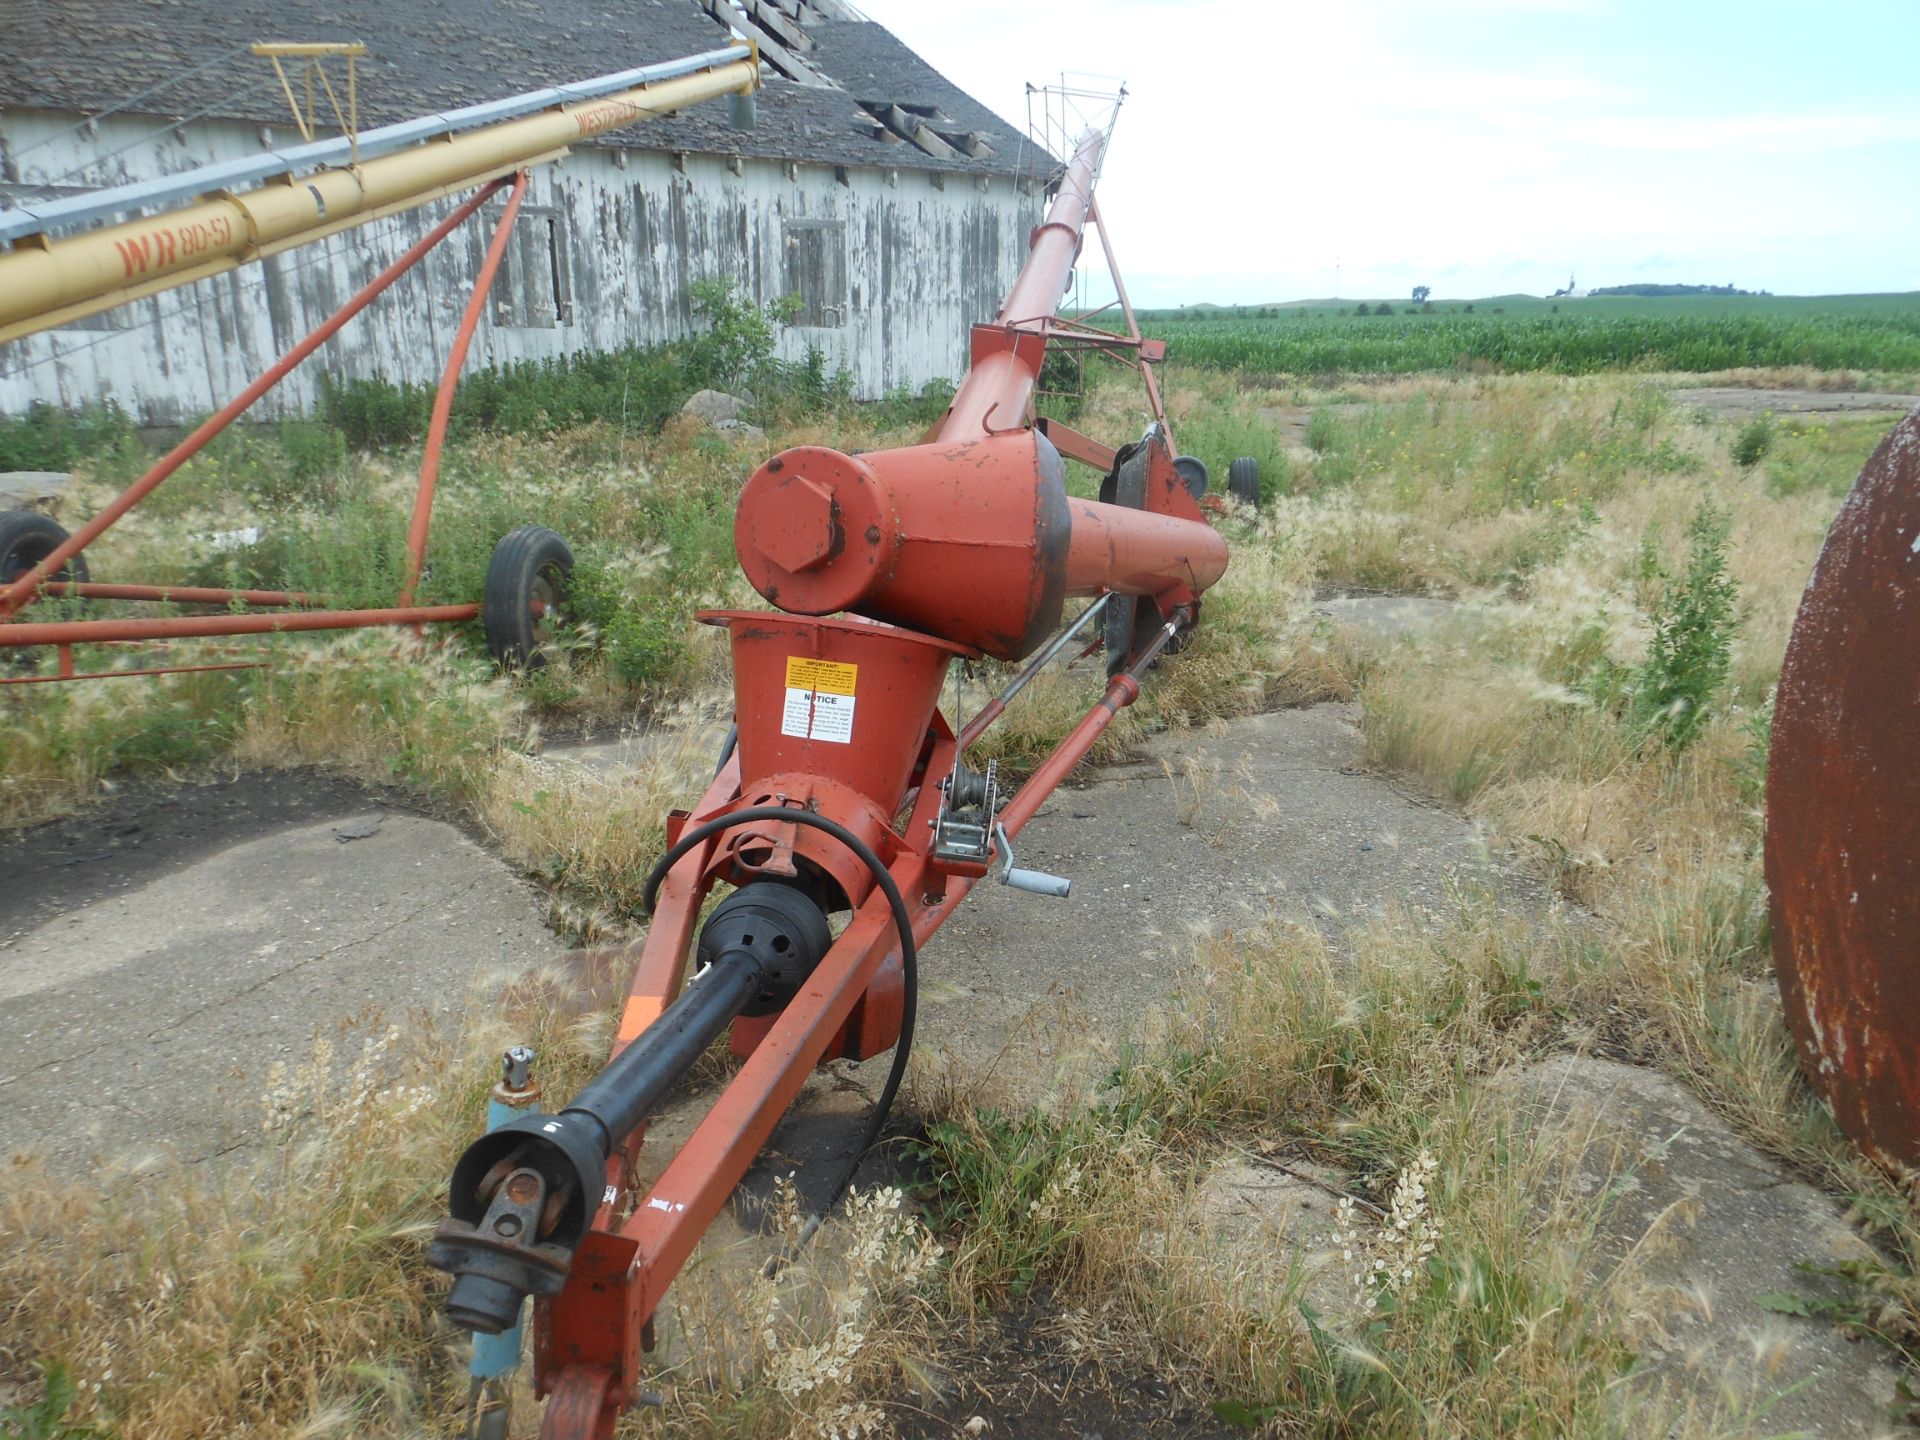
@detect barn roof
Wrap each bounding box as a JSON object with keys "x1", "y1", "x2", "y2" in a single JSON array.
[{"x1": 0, "y1": 1, "x2": 1047, "y2": 181}]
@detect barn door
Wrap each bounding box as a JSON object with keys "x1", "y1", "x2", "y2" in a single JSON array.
[{"x1": 783, "y1": 218, "x2": 846, "y2": 327}]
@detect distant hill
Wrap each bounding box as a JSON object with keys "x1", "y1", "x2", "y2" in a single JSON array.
[{"x1": 1589, "y1": 283, "x2": 1768, "y2": 298}]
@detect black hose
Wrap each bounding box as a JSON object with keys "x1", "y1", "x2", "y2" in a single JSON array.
[{"x1": 640, "y1": 805, "x2": 918, "y2": 1229}]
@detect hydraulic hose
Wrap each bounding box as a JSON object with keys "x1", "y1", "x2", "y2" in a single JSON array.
[{"x1": 640, "y1": 805, "x2": 918, "y2": 1226}]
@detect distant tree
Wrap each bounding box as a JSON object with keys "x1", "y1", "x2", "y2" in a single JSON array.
[{"x1": 1412, "y1": 285, "x2": 1431, "y2": 304}]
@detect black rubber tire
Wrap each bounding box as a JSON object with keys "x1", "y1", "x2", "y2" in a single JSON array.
[
  {"x1": 1104, "y1": 445, "x2": 1150, "y2": 678},
  {"x1": 1172, "y1": 455, "x2": 1209, "y2": 499},
  {"x1": 482, "y1": 525, "x2": 572, "y2": 671},
  {"x1": 1228, "y1": 456, "x2": 1262, "y2": 508},
  {"x1": 0, "y1": 509, "x2": 89, "y2": 586}
]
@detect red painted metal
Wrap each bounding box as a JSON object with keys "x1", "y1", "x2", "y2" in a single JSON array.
[
  {"x1": 730, "y1": 126, "x2": 1218, "y2": 665},
  {"x1": 0, "y1": 603, "x2": 479, "y2": 647},
  {"x1": 493, "y1": 103, "x2": 1233, "y2": 1440},
  {"x1": 41, "y1": 581, "x2": 321, "y2": 607},
  {"x1": 532, "y1": 649, "x2": 1149, "y2": 1419},
  {"x1": 1034, "y1": 416, "x2": 1118, "y2": 471},
  {"x1": 538, "y1": 1364, "x2": 618, "y2": 1440},
  {"x1": 0, "y1": 179, "x2": 508, "y2": 621},
  {"x1": 701, "y1": 609, "x2": 968, "y2": 903},
  {"x1": 1767, "y1": 406, "x2": 1920, "y2": 1170},
  {"x1": 735, "y1": 429, "x2": 1225, "y2": 661},
  {"x1": 400, "y1": 173, "x2": 530, "y2": 607}
]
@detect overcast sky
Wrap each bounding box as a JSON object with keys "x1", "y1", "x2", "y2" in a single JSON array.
[{"x1": 850, "y1": 0, "x2": 1919, "y2": 307}]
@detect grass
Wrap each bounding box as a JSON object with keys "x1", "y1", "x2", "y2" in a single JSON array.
[{"x1": 5, "y1": 361, "x2": 1919, "y2": 1436}]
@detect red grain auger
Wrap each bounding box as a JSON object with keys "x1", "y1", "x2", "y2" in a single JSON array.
[{"x1": 428, "y1": 112, "x2": 1244, "y2": 1438}]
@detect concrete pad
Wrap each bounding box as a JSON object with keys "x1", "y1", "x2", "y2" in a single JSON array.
[
  {"x1": 1672, "y1": 388, "x2": 1919, "y2": 421},
  {"x1": 0, "y1": 810, "x2": 557, "y2": 1174},
  {"x1": 545, "y1": 721, "x2": 729, "y2": 778},
  {"x1": 0, "y1": 472, "x2": 70, "y2": 505},
  {"x1": 1315, "y1": 594, "x2": 1468, "y2": 642},
  {"x1": 1498, "y1": 1054, "x2": 1906, "y2": 1437},
  {"x1": 918, "y1": 704, "x2": 1545, "y2": 1098},
  {"x1": 1190, "y1": 1155, "x2": 1358, "y2": 1324}
]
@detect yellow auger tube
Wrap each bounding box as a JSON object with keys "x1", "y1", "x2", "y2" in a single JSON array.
[{"x1": 0, "y1": 53, "x2": 757, "y2": 344}]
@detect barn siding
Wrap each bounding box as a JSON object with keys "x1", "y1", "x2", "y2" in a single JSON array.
[{"x1": 0, "y1": 110, "x2": 1043, "y2": 422}]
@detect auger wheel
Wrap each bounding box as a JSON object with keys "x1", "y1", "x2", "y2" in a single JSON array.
[{"x1": 1766, "y1": 407, "x2": 1920, "y2": 1170}]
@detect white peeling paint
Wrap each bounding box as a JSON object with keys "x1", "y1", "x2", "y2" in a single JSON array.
[{"x1": 0, "y1": 110, "x2": 1043, "y2": 421}]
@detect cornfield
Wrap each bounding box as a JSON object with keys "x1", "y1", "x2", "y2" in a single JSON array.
[{"x1": 1123, "y1": 297, "x2": 1920, "y2": 377}]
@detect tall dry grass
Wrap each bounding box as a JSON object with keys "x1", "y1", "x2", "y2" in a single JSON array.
[
  {"x1": 916, "y1": 896, "x2": 1777, "y2": 1436},
  {"x1": 5, "y1": 369, "x2": 1910, "y2": 1434}
]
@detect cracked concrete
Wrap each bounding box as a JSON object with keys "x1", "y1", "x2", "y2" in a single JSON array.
[
  {"x1": 916, "y1": 703, "x2": 1556, "y2": 1099},
  {"x1": 1495, "y1": 1055, "x2": 1908, "y2": 1438},
  {"x1": 0, "y1": 810, "x2": 556, "y2": 1173}
]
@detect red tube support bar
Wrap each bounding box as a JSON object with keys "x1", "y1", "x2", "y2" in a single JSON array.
[
  {"x1": 399, "y1": 171, "x2": 530, "y2": 608},
  {"x1": 0, "y1": 603, "x2": 479, "y2": 647},
  {"x1": 39, "y1": 581, "x2": 323, "y2": 607},
  {"x1": 0, "y1": 177, "x2": 509, "y2": 619}
]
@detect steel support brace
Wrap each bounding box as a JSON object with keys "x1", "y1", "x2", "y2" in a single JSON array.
[
  {"x1": 401, "y1": 171, "x2": 530, "y2": 606},
  {"x1": 0, "y1": 603, "x2": 480, "y2": 648},
  {"x1": 0, "y1": 180, "x2": 507, "y2": 621}
]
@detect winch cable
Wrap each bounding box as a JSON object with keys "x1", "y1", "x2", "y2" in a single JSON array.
[{"x1": 640, "y1": 805, "x2": 917, "y2": 1241}]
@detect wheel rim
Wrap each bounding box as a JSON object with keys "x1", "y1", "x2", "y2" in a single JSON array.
[
  {"x1": 528, "y1": 568, "x2": 563, "y2": 652},
  {"x1": 1, "y1": 537, "x2": 56, "y2": 585}
]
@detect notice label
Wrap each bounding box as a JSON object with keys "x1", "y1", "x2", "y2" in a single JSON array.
[{"x1": 779, "y1": 656, "x2": 858, "y2": 744}]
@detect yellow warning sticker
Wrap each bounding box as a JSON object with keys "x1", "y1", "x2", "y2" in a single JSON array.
[
  {"x1": 784, "y1": 657, "x2": 858, "y2": 695},
  {"x1": 781, "y1": 657, "x2": 859, "y2": 743}
]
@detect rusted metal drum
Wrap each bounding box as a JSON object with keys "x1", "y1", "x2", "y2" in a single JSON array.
[{"x1": 1767, "y1": 406, "x2": 1920, "y2": 1170}]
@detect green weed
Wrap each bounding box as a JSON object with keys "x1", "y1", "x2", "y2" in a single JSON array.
[
  {"x1": 0, "y1": 401, "x2": 141, "y2": 475},
  {"x1": 1731, "y1": 412, "x2": 1776, "y2": 468},
  {"x1": 0, "y1": 1359, "x2": 111, "y2": 1440},
  {"x1": 1632, "y1": 505, "x2": 1738, "y2": 750},
  {"x1": 1177, "y1": 402, "x2": 1292, "y2": 500}
]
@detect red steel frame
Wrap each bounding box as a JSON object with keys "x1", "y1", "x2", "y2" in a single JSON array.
[
  {"x1": 520, "y1": 119, "x2": 1228, "y2": 1440},
  {"x1": 0, "y1": 172, "x2": 532, "y2": 684}
]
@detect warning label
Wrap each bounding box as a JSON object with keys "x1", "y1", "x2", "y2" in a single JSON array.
[
  {"x1": 780, "y1": 657, "x2": 858, "y2": 743},
  {"x1": 785, "y1": 657, "x2": 858, "y2": 695}
]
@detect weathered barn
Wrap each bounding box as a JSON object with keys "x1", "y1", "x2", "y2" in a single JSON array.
[{"x1": 0, "y1": 1, "x2": 1046, "y2": 421}]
